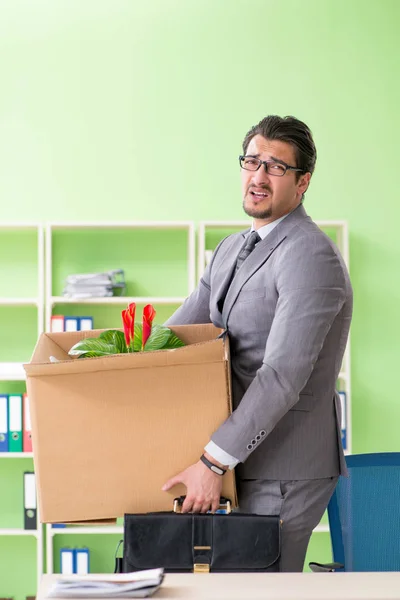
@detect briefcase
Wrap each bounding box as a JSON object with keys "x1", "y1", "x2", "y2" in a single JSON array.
[{"x1": 119, "y1": 497, "x2": 281, "y2": 573}]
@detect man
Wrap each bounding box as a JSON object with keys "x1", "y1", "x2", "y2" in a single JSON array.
[{"x1": 162, "y1": 115, "x2": 353, "y2": 572}]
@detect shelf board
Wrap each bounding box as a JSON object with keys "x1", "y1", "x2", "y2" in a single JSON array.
[
  {"x1": 0, "y1": 528, "x2": 39, "y2": 537},
  {"x1": 49, "y1": 526, "x2": 123, "y2": 535},
  {"x1": 50, "y1": 296, "x2": 185, "y2": 305},
  {"x1": 48, "y1": 221, "x2": 193, "y2": 229},
  {"x1": 0, "y1": 362, "x2": 26, "y2": 381},
  {"x1": 0, "y1": 452, "x2": 33, "y2": 458},
  {"x1": 0, "y1": 298, "x2": 39, "y2": 306},
  {"x1": 313, "y1": 524, "x2": 330, "y2": 533}
]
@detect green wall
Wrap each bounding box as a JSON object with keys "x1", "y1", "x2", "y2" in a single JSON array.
[{"x1": 0, "y1": 0, "x2": 399, "y2": 595}]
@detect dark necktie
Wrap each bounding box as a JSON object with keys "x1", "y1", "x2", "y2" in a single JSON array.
[
  {"x1": 234, "y1": 231, "x2": 261, "y2": 274},
  {"x1": 218, "y1": 231, "x2": 261, "y2": 313}
]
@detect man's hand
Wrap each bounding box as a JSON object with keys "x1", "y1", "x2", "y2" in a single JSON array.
[{"x1": 162, "y1": 457, "x2": 225, "y2": 513}]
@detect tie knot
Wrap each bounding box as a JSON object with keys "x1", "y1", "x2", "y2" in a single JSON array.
[
  {"x1": 234, "y1": 231, "x2": 261, "y2": 274},
  {"x1": 245, "y1": 231, "x2": 261, "y2": 250}
]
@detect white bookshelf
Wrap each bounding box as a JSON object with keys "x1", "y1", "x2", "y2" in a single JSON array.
[
  {"x1": 45, "y1": 221, "x2": 196, "y2": 332},
  {"x1": 198, "y1": 219, "x2": 352, "y2": 536},
  {"x1": 49, "y1": 296, "x2": 187, "y2": 305},
  {"x1": 46, "y1": 524, "x2": 123, "y2": 574},
  {"x1": 0, "y1": 223, "x2": 44, "y2": 375},
  {"x1": 0, "y1": 362, "x2": 26, "y2": 381},
  {"x1": 0, "y1": 223, "x2": 44, "y2": 584},
  {"x1": 0, "y1": 452, "x2": 33, "y2": 458}
]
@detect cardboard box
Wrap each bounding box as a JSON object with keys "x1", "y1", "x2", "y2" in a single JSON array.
[{"x1": 24, "y1": 324, "x2": 237, "y2": 524}]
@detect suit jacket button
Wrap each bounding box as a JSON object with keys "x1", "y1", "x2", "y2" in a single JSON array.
[
  {"x1": 251, "y1": 439, "x2": 256, "y2": 445},
  {"x1": 260, "y1": 430, "x2": 266, "y2": 436},
  {"x1": 247, "y1": 444, "x2": 252, "y2": 450},
  {"x1": 256, "y1": 435, "x2": 261, "y2": 441}
]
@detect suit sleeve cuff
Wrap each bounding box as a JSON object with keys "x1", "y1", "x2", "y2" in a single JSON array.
[{"x1": 204, "y1": 441, "x2": 239, "y2": 470}]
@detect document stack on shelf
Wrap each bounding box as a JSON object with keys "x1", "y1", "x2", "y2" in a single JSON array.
[
  {"x1": 46, "y1": 568, "x2": 164, "y2": 598},
  {"x1": 62, "y1": 270, "x2": 126, "y2": 299}
]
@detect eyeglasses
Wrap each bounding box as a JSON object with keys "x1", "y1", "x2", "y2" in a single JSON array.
[{"x1": 239, "y1": 155, "x2": 305, "y2": 177}]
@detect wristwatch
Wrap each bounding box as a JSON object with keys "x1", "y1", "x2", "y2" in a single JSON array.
[{"x1": 200, "y1": 454, "x2": 227, "y2": 476}]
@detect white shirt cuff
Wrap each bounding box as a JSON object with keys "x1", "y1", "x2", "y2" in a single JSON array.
[{"x1": 204, "y1": 441, "x2": 239, "y2": 470}]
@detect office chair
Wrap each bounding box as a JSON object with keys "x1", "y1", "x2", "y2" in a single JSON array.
[{"x1": 310, "y1": 453, "x2": 400, "y2": 572}]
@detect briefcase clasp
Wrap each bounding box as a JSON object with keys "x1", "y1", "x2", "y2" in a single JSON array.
[{"x1": 194, "y1": 563, "x2": 210, "y2": 573}]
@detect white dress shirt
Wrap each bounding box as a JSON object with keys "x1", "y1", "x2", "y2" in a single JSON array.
[{"x1": 204, "y1": 213, "x2": 289, "y2": 468}]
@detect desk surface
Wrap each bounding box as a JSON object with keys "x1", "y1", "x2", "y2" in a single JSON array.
[{"x1": 37, "y1": 572, "x2": 400, "y2": 600}]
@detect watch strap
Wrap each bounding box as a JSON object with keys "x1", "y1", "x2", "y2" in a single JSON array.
[{"x1": 200, "y1": 454, "x2": 227, "y2": 476}]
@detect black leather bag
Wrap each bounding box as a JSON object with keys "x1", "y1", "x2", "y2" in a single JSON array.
[{"x1": 120, "y1": 498, "x2": 281, "y2": 573}]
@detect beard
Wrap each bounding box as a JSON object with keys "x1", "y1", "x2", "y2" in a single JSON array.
[{"x1": 242, "y1": 197, "x2": 273, "y2": 220}]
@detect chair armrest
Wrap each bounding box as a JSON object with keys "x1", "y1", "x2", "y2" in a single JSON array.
[{"x1": 309, "y1": 561, "x2": 344, "y2": 572}]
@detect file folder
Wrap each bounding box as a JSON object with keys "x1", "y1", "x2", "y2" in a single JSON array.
[
  {"x1": 64, "y1": 317, "x2": 79, "y2": 332},
  {"x1": 60, "y1": 548, "x2": 75, "y2": 575},
  {"x1": 75, "y1": 547, "x2": 90, "y2": 574},
  {"x1": 79, "y1": 316, "x2": 93, "y2": 331},
  {"x1": 8, "y1": 394, "x2": 22, "y2": 452},
  {"x1": 338, "y1": 391, "x2": 347, "y2": 450},
  {"x1": 23, "y1": 471, "x2": 37, "y2": 529},
  {"x1": 23, "y1": 393, "x2": 32, "y2": 453},
  {"x1": 51, "y1": 315, "x2": 64, "y2": 333},
  {"x1": 0, "y1": 394, "x2": 8, "y2": 452}
]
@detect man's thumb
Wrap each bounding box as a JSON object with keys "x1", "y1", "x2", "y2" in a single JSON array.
[{"x1": 162, "y1": 475, "x2": 181, "y2": 492}]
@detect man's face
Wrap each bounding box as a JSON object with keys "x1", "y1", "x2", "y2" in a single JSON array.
[{"x1": 241, "y1": 135, "x2": 311, "y2": 225}]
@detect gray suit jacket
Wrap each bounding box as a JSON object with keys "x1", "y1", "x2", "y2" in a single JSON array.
[{"x1": 166, "y1": 204, "x2": 353, "y2": 480}]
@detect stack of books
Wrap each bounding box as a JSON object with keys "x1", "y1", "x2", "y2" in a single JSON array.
[{"x1": 62, "y1": 270, "x2": 126, "y2": 299}]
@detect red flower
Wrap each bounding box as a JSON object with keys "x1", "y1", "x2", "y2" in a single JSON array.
[
  {"x1": 121, "y1": 302, "x2": 136, "y2": 350},
  {"x1": 142, "y1": 304, "x2": 156, "y2": 350}
]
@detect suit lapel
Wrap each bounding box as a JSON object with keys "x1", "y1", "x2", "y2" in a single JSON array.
[
  {"x1": 222, "y1": 225, "x2": 287, "y2": 324},
  {"x1": 214, "y1": 233, "x2": 249, "y2": 315}
]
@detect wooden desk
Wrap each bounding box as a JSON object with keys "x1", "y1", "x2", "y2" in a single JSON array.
[{"x1": 37, "y1": 572, "x2": 400, "y2": 600}]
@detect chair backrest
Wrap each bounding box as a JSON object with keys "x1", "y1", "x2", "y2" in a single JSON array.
[{"x1": 328, "y1": 453, "x2": 400, "y2": 571}]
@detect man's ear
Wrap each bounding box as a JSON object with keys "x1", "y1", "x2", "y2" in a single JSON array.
[{"x1": 298, "y1": 172, "x2": 311, "y2": 196}]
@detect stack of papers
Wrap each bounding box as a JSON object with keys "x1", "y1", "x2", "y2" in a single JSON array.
[
  {"x1": 62, "y1": 270, "x2": 126, "y2": 299},
  {"x1": 46, "y1": 568, "x2": 164, "y2": 598}
]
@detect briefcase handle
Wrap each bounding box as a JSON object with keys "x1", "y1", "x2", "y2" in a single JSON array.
[{"x1": 173, "y1": 496, "x2": 232, "y2": 514}]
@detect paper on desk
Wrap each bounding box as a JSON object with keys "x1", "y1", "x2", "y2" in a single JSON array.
[{"x1": 46, "y1": 568, "x2": 164, "y2": 598}]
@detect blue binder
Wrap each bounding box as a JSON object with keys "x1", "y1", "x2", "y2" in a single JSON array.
[
  {"x1": 75, "y1": 547, "x2": 90, "y2": 574},
  {"x1": 0, "y1": 394, "x2": 8, "y2": 452},
  {"x1": 78, "y1": 317, "x2": 93, "y2": 331},
  {"x1": 60, "y1": 547, "x2": 74, "y2": 575},
  {"x1": 338, "y1": 391, "x2": 347, "y2": 450}
]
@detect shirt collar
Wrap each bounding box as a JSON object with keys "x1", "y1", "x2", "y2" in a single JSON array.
[{"x1": 250, "y1": 212, "x2": 288, "y2": 240}]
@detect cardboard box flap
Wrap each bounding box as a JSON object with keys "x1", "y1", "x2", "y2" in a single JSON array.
[
  {"x1": 28, "y1": 332, "x2": 71, "y2": 363},
  {"x1": 24, "y1": 325, "x2": 228, "y2": 378}
]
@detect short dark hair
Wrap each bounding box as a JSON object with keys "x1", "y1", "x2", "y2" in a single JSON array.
[{"x1": 242, "y1": 115, "x2": 317, "y2": 180}]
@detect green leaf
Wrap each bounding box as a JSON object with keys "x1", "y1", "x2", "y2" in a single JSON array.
[
  {"x1": 99, "y1": 330, "x2": 127, "y2": 354},
  {"x1": 164, "y1": 332, "x2": 185, "y2": 349},
  {"x1": 143, "y1": 324, "x2": 171, "y2": 351},
  {"x1": 68, "y1": 337, "x2": 117, "y2": 358},
  {"x1": 132, "y1": 323, "x2": 143, "y2": 352}
]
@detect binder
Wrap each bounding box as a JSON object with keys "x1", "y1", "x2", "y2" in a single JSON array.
[
  {"x1": 338, "y1": 391, "x2": 347, "y2": 450},
  {"x1": 22, "y1": 393, "x2": 32, "y2": 453},
  {"x1": 51, "y1": 315, "x2": 64, "y2": 333},
  {"x1": 75, "y1": 547, "x2": 90, "y2": 574},
  {"x1": 0, "y1": 394, "x2": 8, "y2": 452},
  {"x1": 23, "y1": 471, "x2": 37, "y2": 530},
  {"x1": 64, "y1": 317, "x2": 79, "y2": 332},
  {"x1": 79, "y1": 317, "x2": 93, "y2": 331},
  {"x1": 60, "y1": 548, "x2": 75, "y2": 575},
  {"x1": 8, "y1": 394, "x2": 22, "y2": 452}
]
